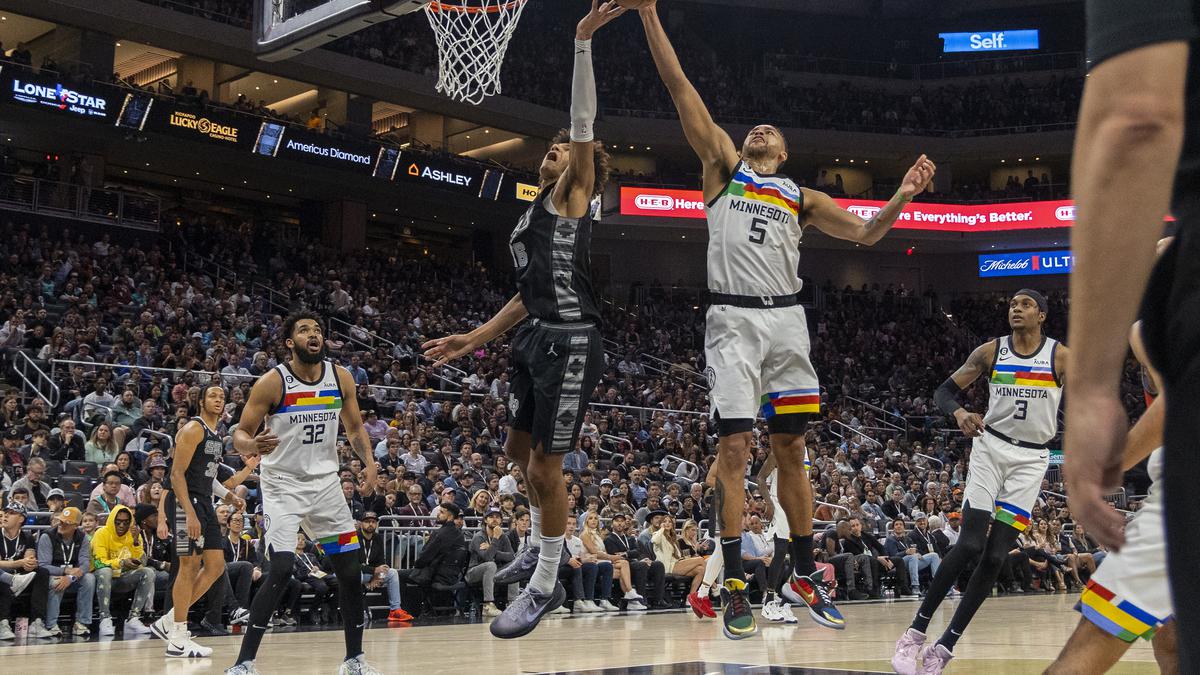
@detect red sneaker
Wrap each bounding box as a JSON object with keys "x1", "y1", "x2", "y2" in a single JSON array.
[
  {"x1": 687, "y1": 591, "x2": 716, "y2": 619},
  {"x1": 387, "y1": 608, "x2": 413, "y2": 622}
]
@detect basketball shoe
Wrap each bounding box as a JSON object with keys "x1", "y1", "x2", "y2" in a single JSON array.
[
  {"x1": 489, "y1": 581, "x2": 566, "y2": 639},
  {"x1": 687, "y1": 590, "x2": 715, "y2": 618},
  {"x1": 494, "y1": 545, "x2": 540, "y2": 586},
  {"x1": 339, "y1": 654, "x2": 384, "y2": 675},
  {"x1": 891, "y1": 627, "x2": 926, "y2": 675},
  {"x1": 719, "y1": 578, "x2": 756, "y2": 640},
  {"x1": 782, "y1": 571, "x2": 845, "y2": 629},
  {"x1": 917, "y1": 643, "x2": 954, "y2": 674}
]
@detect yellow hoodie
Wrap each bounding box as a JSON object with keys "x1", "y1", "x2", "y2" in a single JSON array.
[{"x1": 90, "y1": 504, "x2": 144, "y2": 577}]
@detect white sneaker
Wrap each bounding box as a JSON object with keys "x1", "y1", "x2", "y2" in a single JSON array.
[
  {"x1": 150, "y1": 614, "x2": 174, "y2": 640},
  {"x1": 0, "y1": 620, "x2": 14, "y2": 640},
  {"x1": 776, "y1": 602, "x2": 799, "y2": 624},
  {"x1": 125, "y1": 616, "x2": 152, "y2": 635},
  {"x1": 598, "y1": 600, "x2": 620, "y2": 612},
  {"x1": 626, "y1": 600, "x2": 648, "y2": 611},
  {"x1": 339, "y1": 654, "x2": 384, "y2": 675},
  {"x1": 230, "y1": 607, "x2": 250, "y2": 625},
  {"x1": 548, "y1": 605, "x2": 571, "y2": 615},
  {"x1": 73, "y1": 621, "x2": 91, "y2": 636},
  {"x1": 622, "y1": 589, "x2": 645, "y2": 602},
  {"x1": 10, "y1": 571, "x2": 35, "y2": 597},
  {"x1": 577, "y1": 600, "x2": 600, "y2": 613},
  {"x1": 166, "y1": 629, "x2": 213, "y2": 658},
  {"x1": 99, "y1": 617, "x2": 114, "y2": 636},
  {"x1": 761, "y1": 598, "x2": 784, "y2": 623},
  {"x1": 27, "y1": 619, "x2": 56, "y2": 639},
  {"x1": 225, "y1": 661, "x2": 262, "y2": 674}
]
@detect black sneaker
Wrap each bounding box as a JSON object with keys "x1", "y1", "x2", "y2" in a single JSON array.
[{"x1": 718, "y1": 578, "x2": 757, "y2": 640}]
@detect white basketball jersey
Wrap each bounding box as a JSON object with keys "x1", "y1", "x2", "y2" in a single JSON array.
[
  {"x1": 704, "y1": 161, "x2": 805, "y2": 296},
  {"x1": 982, "y1": 336, "x2": 1063, "y2": 445},
  {"x1": 265, "y1": 360, "x2": 343, "y2": 479}
]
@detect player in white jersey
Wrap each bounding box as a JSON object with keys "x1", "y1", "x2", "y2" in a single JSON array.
[
  {"x1": 225, "y1": 311, "x2": 382, "y2": 675},
  {"x1": 635, "y1": 1, "x2": 935, "y2": 639},
  {"x1": 893, "y1": 289, "x2": 1069, "y2": 675}
]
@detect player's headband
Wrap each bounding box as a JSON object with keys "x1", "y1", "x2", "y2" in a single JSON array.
[{"x1": 1013, "y1": 288, "x2": 1047, "y2": 314}]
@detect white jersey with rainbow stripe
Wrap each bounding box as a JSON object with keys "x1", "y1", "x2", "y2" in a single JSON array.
[
  {"x1": 704, "y1": 160, "x2": 804, "y2": 297},
  {"x1": 264, "y1": 360, "x2": 343, "y2": 479},
  {"x1": 982, "y1": 335, "x2": 1062, "y2": 445}
]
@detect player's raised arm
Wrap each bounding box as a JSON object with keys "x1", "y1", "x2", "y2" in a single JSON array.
[
  {"x1": 932, "y1": 340, "x2": 996, "y2": 438},
  {"x1": 804, "y1": 154, "x2": 936, "y2": 246},
  {"x1": 637, "y1": 2, "x2": 738, "y2": 189},
  {"x1": 554, "y1": 1, "x2": 624, "y2": 216},
  {"x1": 421, "y1": 293, "x2": 529, "y2": 367},
  {"x1": 231, "y1": 369, "x2": 281, "y2": 459}
]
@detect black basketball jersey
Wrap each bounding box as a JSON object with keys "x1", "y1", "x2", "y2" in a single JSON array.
[
  {"x1": 508, "y1": 187, "x2": 600, "y2": 323},
  {"x1": 181, "y1": 417, "x2": 222, "y2": 498}
]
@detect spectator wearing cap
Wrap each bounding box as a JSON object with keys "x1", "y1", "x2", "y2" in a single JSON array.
[
  {"x1": 134, "y1": 454, "x2": 168, "y2": 501},
  {"x1": 604, "y1": 513, "x2": 667, "y2": 609},
  {"x1": 363, "y1": 410, "x2": 389, "y2": 446},
  {"x1": 430, "y1": 487, "x2": 459, "y2": 521},
  {"x1": 46, "y1": 418, "x2": 85, "y2": 462},
  {"x1": 600, "y1": 491, "x2": 635, "y2": 521},
  {"x1": 396, "y1": 502, "x2": 465, "y2": 599},
  {"x1": 0, "y1": 501, "x2": 53, "y2": 640},
  {"x1": 903, "y1": 511, "x2": 941, "y2": 596},
  {"x1": 939, "y1": 511, "x2": 961, "y2": 550},
  {"x1": 467, "y1": 507, "x2": 518, "y2": 618},
  {"x1": 358, "y1": 512, "x2": 410, "y2": 622},
  {"x1": 42, "y1": 488, "x2": 65, "y2": 525},
  {"x1": 37, "y1": 506, "x2": 94, "y2": 636},
  {"x1": 2, "y1": 428, "x2": 23, "y2": 475},
  {"x1": 9, "y1": 457, "x2": 52, "y2": 510}
]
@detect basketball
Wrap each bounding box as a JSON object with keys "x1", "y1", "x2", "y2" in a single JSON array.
[{"x1": 615, "y1": 0, "x2": 656, "y2": 9}]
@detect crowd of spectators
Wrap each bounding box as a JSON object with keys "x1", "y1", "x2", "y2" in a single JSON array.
[
  {"x1": 132, "y1": 0, "x2": 1084, "y2": 136},
  {"x1": 0, "y1": 208, "x2": 1154, "y2": 637}
]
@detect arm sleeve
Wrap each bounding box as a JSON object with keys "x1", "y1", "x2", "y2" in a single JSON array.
[
  {"x1": 570, "y1": 39, "x2": 596, "y2": 142},
  {"x1": 1087, "y1": 0, "x2": 1198, "y2": 68},
  {"x1": 933, "y1": 377, "x2": 964, "y2": 417},
  {"x1": 212, "y1": 479, "x2": 229, "y2": 499}
]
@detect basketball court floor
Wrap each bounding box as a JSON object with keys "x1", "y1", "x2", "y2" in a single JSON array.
[{"x1": 0, "y1": 594, "x2": 1159, "y2": 673}]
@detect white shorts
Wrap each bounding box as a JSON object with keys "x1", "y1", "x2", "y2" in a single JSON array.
[
  {"x1": 1078, "y1": 449, "x2": 1171, "y2": 642},
  {"x1": 705, "y1": 304, "x2": 819, "y2": 423},
  {"x1": 261, "y1": 470, "x2": 359, "y2": 558},
  {"x1": 962, "y1": 431, "x2": 1048, "y2": 532}
]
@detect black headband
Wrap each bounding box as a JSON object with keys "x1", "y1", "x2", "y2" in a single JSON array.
[{"x1": 1013, "y1": 288, "x2": 1047, "y2": 314}]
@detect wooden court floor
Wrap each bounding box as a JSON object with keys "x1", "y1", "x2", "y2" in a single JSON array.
[{"x1": 0, "y1": 594, "x2": 1160, "y2": 674}]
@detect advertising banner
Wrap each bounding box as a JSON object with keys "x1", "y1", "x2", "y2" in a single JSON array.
[
  {"x1": 939, "y1": 30, "x2": 1040, "y2": 53},
  {"x1": 5, "y1": 69, "x2": 114, "y2": 121},
  {"x1": 977, "y1": 250, "x2": 1074, "y2": 277}
]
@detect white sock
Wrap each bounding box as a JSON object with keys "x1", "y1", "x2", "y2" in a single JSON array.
[
  {"x1": 529, "y1": 506, "x2": 543, "y2": 547},
  {"x1": 702, "y1": 547, "x2": 723, "y2": 587},
  {"x1": 529, "y1": 534, "x2": 562, "y2": 594}
]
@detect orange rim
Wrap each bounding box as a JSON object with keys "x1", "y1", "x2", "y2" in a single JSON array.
[{"x1": 427, "y1": 0, "x2": 525, "y2": 13}]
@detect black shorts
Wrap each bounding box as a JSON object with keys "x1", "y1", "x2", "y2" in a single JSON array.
[
  {"x1": 509, "y1": 320, "x2": 604, "y2": 455},
  {"x1": 168, "y1": 493, "x2": 223, "y2": 557}
]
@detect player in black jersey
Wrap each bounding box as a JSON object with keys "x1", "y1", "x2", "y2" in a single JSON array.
[
  {"x1": 150, "y1": 384, "x2": 227, "y2": 658},
  {"x1": 423, "y1": 1, "x2": 624, "y2": 640}
]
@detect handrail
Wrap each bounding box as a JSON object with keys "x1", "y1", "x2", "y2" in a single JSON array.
[
  {"x1": 331, "y1": 316, "x2": 397, "y2": 349},
  {"x1": 913, "y1": 453, "x2": 945, "y2": 471},
  {"x1": 12, "y1": 351, "x2": 60, "y2": 408},
  {"x1": 815, "y1": 501, "x2": 851, "y2": 519},
  {"x1": 843, "y1": 396, "x2": 908, "y2": 433},
  {"x1": 829, "y1": 419, "x2": 882, "y2": 449}
]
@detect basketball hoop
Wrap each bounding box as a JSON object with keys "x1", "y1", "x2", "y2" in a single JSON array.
[{"x1": 424, "y1": 0, "x2": 529, "y2": 105}]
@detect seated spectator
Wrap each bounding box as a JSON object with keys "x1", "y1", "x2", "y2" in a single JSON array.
[
  {"x1": 358, "y1": 511, "x2": 410, "y2": 622},
  {"x1": 111, "y1": 389, "x2": 142, "y2": 428},
  {"x1": 9, "y1": 457, "x2": 52, "y2": 509},
  {"x1": 397, "y1": 503, "x2": 465, "y2": 602},
  {"x1": 882, "y1": 489, "x2": 911, "y2": 521},
  {"x1": 903, "y1": 512, "x2": 941, "y2": 596},
  {"x1": 651, "y1": 517, "x2": 704, "y2": 594},
  {"x1": 88, "y1": 463, "x2": 137, "y2": 508},
  {"x1": 136, "y1": 504, "x2": 172, "y2": 612},
  {"x1": 46, "y1": 419, "x2": 85, "y2": 462},
  {"x1": 581, "y1": 512, "x2": 645, "y2": 609},
  {"x1": 90, "y1": 504, "x2": 155, "y2": 635},
  {"x1": 293, "y1": 534, "x2": 338, "y2": 625},
  {"x1": 82, "y1": 377, "x2": 118, "y2": 423},
  {"x1": 466, "y1": 507, "x2": 517, "y2": 618},
  {"x1": 740, "y1": 515, "x2": 773, "y2": 598},
  {"x1": 402, "y1": 440, "x2": 428, "y2": 475},
  {"x1": 604, "y1": 513, "x2": 666, "y2": 609},
  {"x1": 0, "y1": 502, "x2": 54, "y2": 639},
  {"x1": 88, "y1": 471, "x2": 127, "y2": 518},
  {"x1": 836, "y1": 516, "x2": 888, "y2": 600},
  {"x1": 37, "y1": 506, "x2": 94, "y2": 636},
  {"x1": 563, "y1": 513, "x2": 615, "y2": 612},
  {"x1": 505, "y1": 507, "x2": 530, "y2": 553},
  {"x1": 883, "y1": 519, "x2": 916, "y2": 596},
  {"x1": 84, "y1": 421, "x2": 124, "y2": 465}
]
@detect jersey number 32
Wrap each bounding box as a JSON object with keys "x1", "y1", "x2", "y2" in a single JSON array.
[{"x1": 302, "y1": 424, "x2": 326, "y2": 445}]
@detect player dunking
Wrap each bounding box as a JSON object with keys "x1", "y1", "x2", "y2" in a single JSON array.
[
  {"x1": 893, "y1": 289, "x2": 1069, "y2": 674},
  {"x1": 148, "y1": 384, "x2": 229, "y2": 658},
  {"x1": 225, "y1": 311, "x2": 381, "y2": 675},
  {"x1": 422, "y1": 1, "x2": 623, "y2": 639},
  {"x1": 635, "y1": 1, "x2": 935, "y2": 639}
]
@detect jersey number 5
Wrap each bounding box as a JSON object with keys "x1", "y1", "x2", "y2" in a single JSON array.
[
  {"x1": 302, "y1": 424, "x2": 326, "y2": 445},
  {"x1": 1014, "y1": 399, "x2": 1028, "y2": 420},
  {"x1": 749, "y1": 217, "x2": 767, "y2": 245}
]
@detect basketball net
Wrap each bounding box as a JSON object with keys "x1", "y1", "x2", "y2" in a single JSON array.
[{"x1": 424, "y1": 0, "x2": 528, "y2": 105}]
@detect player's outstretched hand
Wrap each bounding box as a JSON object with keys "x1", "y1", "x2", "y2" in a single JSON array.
[
  {"x1": 421, "y1": 334, "x2": 477, "y2": 368},
  {"x1": 899, "y1": 154, "x2": 936, "y2": 198},
  {"x1": 953, "y1": 409, "x2": 984, "y2": 437},
  {"x1": 1064, "y1": 391, "x2": 1129, "y2": 550},
  {"x1": 252, "y1": 431, "x2": 280, "y2": 456},
  {"x1": 577, "y1": 1, "x2": 627, "y2": 40}
]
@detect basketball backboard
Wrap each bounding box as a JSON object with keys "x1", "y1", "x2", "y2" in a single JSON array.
[{"x1": 254, "y1": 0, "x2": 428, "y2": 61}]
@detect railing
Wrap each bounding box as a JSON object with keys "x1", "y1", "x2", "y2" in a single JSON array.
[
  {"x1": 843, "y1": 396, "x2": 908, "y2": 437},
  {"x1": 912, "y1": 453, "x2": 945, "y2": 472},
  {"x1": 815, "y1": 501, "x2": 851, "y2": 519},
  {"x1": 764, "y1": 51, "x2": 1084, "y2": 81},
  {"x1": 828, "y1": 419, "x2": 883, "y2": 450},
  {"x1": 11, "y1": 351, "x2": 60, "y2": 408},
  {"x1": 0, "y1": 173, "x2": 160, "y2": 230},
  {"x1": 331, "y1": 317, "x2": 397, "y2": 350}
]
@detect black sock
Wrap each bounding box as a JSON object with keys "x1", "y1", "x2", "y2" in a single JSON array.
[
  {"x1": 939, "y1": 627, "x2": 963, "y2": 650},
  {"x1": 236, "y1": 550, "x2": 293, "y2": 665},
  {"x1": 721, "y1": 537, "x2": 745, "y2": 582},
  {"x1": 911, "y1": 610, "x2": 932, "y2": 634},
  {"x1": 331, "y1": 552, "x2": 366, "y2": 661},
  {"x1": 788, "y1": 535, "x2": 816, "y2": 577}
]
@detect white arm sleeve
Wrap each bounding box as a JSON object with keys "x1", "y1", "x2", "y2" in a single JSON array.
[
  {"x1": 211, "y1": 478, "x2": 229, "y2": 499},
  {"x1": 570, "y1": 39, "x2": 596, "y2": 142}
]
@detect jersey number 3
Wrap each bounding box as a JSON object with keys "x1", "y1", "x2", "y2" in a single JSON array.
[
  {"x1": 749, "y1": 217, "x2": 767, "y2": 245},
  {"x1": 302, "y1": 424, "x2": 326, "y2": 445},
  {"x1": 1014, "y1": 399, "x2": 1028, "y2": 421}
]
